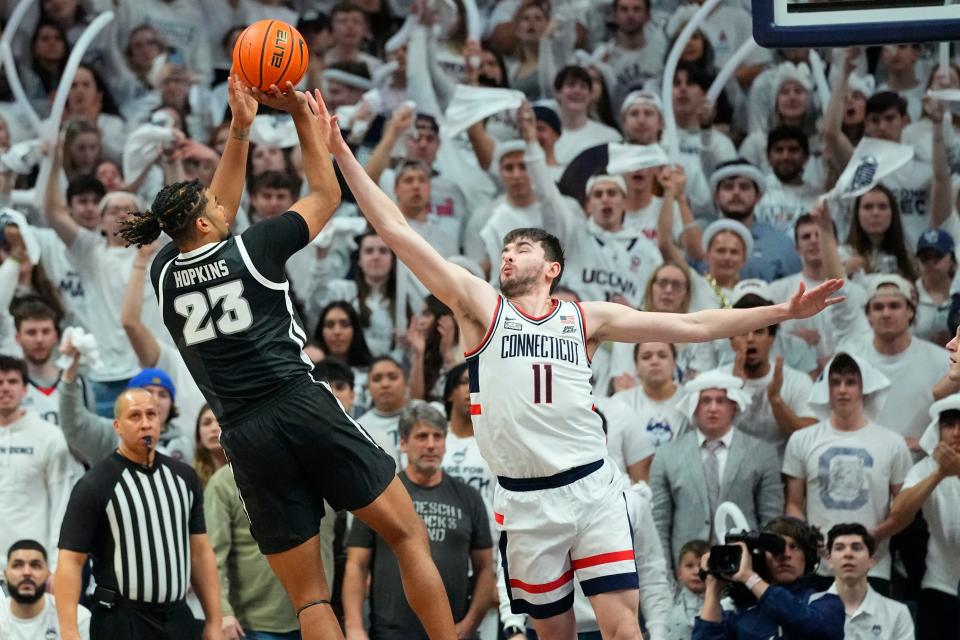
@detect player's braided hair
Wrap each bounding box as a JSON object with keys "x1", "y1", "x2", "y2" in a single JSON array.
[{"x1": 119, "y1": 180, "x2": 208, "y2": 247}]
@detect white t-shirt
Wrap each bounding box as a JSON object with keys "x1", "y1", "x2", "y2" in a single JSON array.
[
  {"x1": 782, "y1": 419, "x2": 912, "y2": 579},
  {"x1": 592, "y1": 26, "x2": 667, "y2": 105},
  {"x1": 754, "y1": 176, "x2": 823, "y2": 239},
  {"x1": 6, "y1": 594, "x2": 90, "y2": 640},
  {"x1": 832, "y1": 290, "x2": 949, "y2": 439},
  {"x1": 478, "y1": 200, "x2": 543, "y2": 272},
  {"x1": 913, "y1": 278, "x2": 951, "y2": 344},
  {"x1": 881, "y1": 156, "x2": 933, "y2": 248},
  {"x1": 624, "y1": 196, "x2": 683, "y2": 244},
  {"x1": 768, "y1": 273, "x2": 867, "y2": 361},
  {"x1": 698, "y1": 6, "x2": 771, "y2": 69},
  {"x1": 610, "y1": 386, "x2": 688, "y2": 447},
  {"x1": 380, "y1": 172, "x2": 468, "y2": 259},
  {"x1": 358, "y1": 407, "x2": 402, "y2": 469},
  {"x1": 441, "y1": 430, "x2": 496, "y2": 538},
  {"x1": 597, "y1": 396, "x2": 655, "y2": 478},
  {"x1": 33, "y1": 228, "x2": 87, "y2": 330},
  {"x1": 0, "y1": 411, "x2": 83, "y2": 571},
  {"x1": 717, "y1": 361, "x2": 815, "y2": 453},
  {"x1": 67, "y1": 229, "x2": 168, "y2": 381},
  {"x1": 554, "y1": 119, "x2": 622, "y2": 165},
  {"x1": 903, "y1": 456, "x2": 960, "y2": 595}
]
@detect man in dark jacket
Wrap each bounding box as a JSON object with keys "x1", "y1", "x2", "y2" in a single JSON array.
[{"x1": 693, "y1": 516, "x2": 845, "y2": 640}]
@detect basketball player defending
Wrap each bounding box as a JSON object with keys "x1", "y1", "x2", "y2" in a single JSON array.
[
  {"x1": 325, "y1": 97, "x2": 843, "y2": 639},
  {"x1": 119, "y1": 80, "x2": 457, "y2": 640}
]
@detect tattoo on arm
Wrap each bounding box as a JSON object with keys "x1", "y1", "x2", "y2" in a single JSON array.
[{"x1": 231, "y1": 129, "x2": 250, "y2": 142}]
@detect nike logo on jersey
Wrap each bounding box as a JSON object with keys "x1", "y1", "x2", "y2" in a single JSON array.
[{"x1": 172, "y1": 259, "x2": 231, "y2": 288}]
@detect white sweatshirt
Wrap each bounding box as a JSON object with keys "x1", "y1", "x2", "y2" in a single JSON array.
[{"x1": 0, "y1": 411, "x2": 82, "y2": 571}]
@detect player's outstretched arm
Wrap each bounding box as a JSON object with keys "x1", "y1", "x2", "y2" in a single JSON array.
[
  {"x1": 208, "y1": 74, "x2": 257, "y2": 227},
  {"x1": 253, "y1": 85, "x2": 342, "y2": 238},
  {"x1": 582, "y1": 278, "x2": 845, "y2": 345},
  {"x1": 326, "y1": 104, "x2": 495, "y2": 314}
]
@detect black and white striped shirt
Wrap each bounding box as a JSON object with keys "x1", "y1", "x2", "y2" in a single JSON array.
[{"x1": 58, "y1": 451, "x2": 204, "y2": 603}]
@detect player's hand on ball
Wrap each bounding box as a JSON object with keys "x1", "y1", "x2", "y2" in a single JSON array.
[
  {"x1": 227, "y1": 73, "x2": 258, "y2": 127},
  {"x1": 250, "y1": 81, "x2": 308, "y2": 114}
]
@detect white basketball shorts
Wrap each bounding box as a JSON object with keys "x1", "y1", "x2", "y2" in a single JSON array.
[{"x1": 494, "y1": 458, "x2": 638, "y2": 619}]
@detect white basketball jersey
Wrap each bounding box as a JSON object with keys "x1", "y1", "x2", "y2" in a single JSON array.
[{"x1": 466, "y1": 296, "x2": 607, "y2": 478}]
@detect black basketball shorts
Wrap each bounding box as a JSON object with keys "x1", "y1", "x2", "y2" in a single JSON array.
[{"x1": 218, "y1": 376, "x2": 397, "y2": 555}]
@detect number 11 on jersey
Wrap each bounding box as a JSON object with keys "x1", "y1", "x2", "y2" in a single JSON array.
[{"x1": 532, "y1": 363, "x2": 553, "y2": 404}]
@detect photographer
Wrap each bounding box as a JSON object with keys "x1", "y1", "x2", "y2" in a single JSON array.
[{"x1": 692, "y1": 517, "x2": 844, "y2": 640}]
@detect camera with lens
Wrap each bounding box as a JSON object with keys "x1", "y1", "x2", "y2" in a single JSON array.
[{"x1": 702, "y1": 530, "x2": 785, "y2": 580}]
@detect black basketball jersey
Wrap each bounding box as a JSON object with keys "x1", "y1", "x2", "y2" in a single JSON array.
[{"x1": 151, "y1": 212, "x2": 313, "y2": 426}]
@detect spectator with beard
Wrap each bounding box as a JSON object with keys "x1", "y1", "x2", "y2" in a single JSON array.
[
  {"x1": 710, "y1": 159, "x2": 802, "y2": 282},
  {"x1": 3, "y1": 540, "x2": 91, "y2": 640},
  {"x1": 14, "y1": 300, "x2": 94, "y2": 427},
  {"x1": 754, "y1": 126, "x2": 822, "y2": 239},
  {"x1": 592, "y1": 0, "x2": 666, "y2": 107}
]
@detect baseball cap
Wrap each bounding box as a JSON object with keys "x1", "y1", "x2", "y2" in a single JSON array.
[
  {"x1": 916, "y1": 228, "x2": 955, "y2": 256},
  {"x1": 730, "y1": 279, "x2": 772, "y2": 306},
  {"x1": 865, "y1": 273, "x2": 915, "y2": 306},
  {"x1": 128, "y1": 368, "x2": 176, "y2": 401},
  {"x1": 532, "y1": 101, "x2": 562, "y2": 136}
]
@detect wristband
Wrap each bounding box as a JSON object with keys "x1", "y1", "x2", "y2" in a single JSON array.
[{"x1": 744, "y1": 574, "x2": 762, "y2": 590}]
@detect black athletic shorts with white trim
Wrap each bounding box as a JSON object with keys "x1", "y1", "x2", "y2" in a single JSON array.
[{"x1": 218, "y1": 374, "x2": 396, "y2": 555}]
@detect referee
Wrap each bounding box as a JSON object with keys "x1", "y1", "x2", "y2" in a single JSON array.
[{"x1": 54, "y1": 388, "x2": 223, "y2": 640}]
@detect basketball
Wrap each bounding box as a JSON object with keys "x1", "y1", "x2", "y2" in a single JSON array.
[{"x1": 232, "y1": 19, "x2": 308, "y2": 91}]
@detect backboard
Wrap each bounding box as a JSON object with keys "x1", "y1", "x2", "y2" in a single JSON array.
[{"x1": 752, "y1": 0, "x2": 960, "y2": 47}]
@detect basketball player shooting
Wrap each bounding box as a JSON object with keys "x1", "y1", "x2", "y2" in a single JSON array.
[
  {"x1": 323, "y1": 95, "x2": 844, "y2": 639},
  {"x1": 119, "y1": 79, "x2": 458, "y2": 640}
]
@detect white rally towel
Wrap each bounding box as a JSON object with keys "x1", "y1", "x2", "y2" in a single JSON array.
[
  {"x1": 675, "y1": 370, "x2": 752, "y2": 423},
  {"x1": 807, "y1": 351, "x2": 890, "y2": 421},
  {"x1": 122, "y1": 122, "x2": 175, "y2": 184},
  {"x1": 310, "y1": 216, "x2": 369, "y2": 250},
  {"x1": 828, "y1": 137, "x2": 914, "y2": 201},
  {"x1": 0, "y1": 207, "x2": 40, "y2": 263},
  {"x1": 56, "y1": 326, "x2": 101, "y2": 370},
  {"x1": 250, "y1": 114, "x2": 299, "y2": 149},
  {"x1": 442, "y1": 84, "x2": 526, "y2": 140}
]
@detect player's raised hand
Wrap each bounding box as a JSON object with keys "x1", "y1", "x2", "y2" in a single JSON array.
[
  {"x1": 250, "y1": 81, "x2": 309, "y2": 115},
  {"x1": 304, "y1": 89, "x2": 338, "y2": 151},
  {"x1": 311, "y1": 89, "x2": 349, "y2": 153},
  {"x1": 784, "y1": 279, "x2": 845, "y2": 320},
  {"x1": 227, "y1": 73, "x2": 258, "y2": 127}
]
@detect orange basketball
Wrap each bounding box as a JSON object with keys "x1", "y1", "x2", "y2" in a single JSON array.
[{"x1": 232, "y1": 19, "x2": 308, "y2": 91}]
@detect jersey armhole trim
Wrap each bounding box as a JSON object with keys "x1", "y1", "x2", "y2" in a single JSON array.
[
  {"x1": 155, "y1": 257, "x2": 177, "y2": 311},
  {"x1": 463, "y1": 296, "x2": 503, "y2": 358},
  {"x1": 235, "y1": 236, "x2": 285, "y2": 290},
  {"x1": 572, "y1": 300, "x2": 591, "y2": 364}
]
